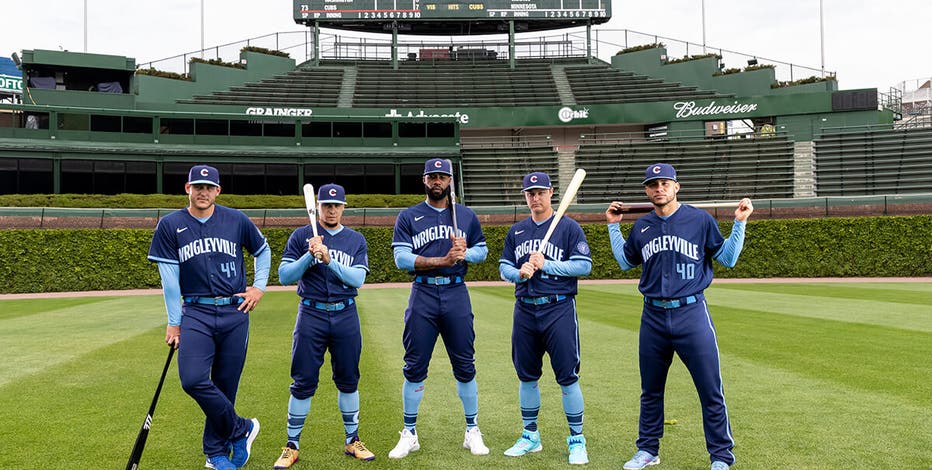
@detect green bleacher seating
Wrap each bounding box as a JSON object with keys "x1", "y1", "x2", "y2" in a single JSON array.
[
  {"x1": 564, "y1": 63, "x2": 728, "y2": 104},
  {"x1": 460, "y1": 145, "x2": 560, "y2": 206},
  {"x1": 814, "y1": 127, "x2": 932, "y2": 195},
  {"x1": 575, "y1": 136, "x2": 795, "y2": 202}
]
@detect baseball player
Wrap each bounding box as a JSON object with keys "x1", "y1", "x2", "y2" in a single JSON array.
[
  {"x1": 498, "y1": 171, "x2": 593, "y2": 465},
  {"x1": 387, "y1": 157, "x2": 490, "y2": 459},
  {"x1": 273, "y1": 183, "x2": 374, "y2": 468},
  {"x1": 605, "y1": 163, "x2": 753, "y2": 470},
  {"x1": 147, "y1": 164, "x2": 269, "y2": 470}
]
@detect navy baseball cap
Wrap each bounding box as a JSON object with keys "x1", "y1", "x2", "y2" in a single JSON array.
[
  {"x1": 643, "y1": 163, "x2": 677, "y2": 185},
  {"x1": 317, "y1": 183, "x2": 347, "y2": 204},
  {"x1": 188, "y1": 164, "x2": 220, "y2": 186},
  {"x1": 423, "y1": 158, "x2": 453, "y2": 176},
  {"x1": 522, "y1": 172, "x2": 552, "y2": 191}
]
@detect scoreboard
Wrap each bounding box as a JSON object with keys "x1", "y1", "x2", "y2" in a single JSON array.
[{"x1": 294, "y1": 0, "x2": 611, "y2": 32}]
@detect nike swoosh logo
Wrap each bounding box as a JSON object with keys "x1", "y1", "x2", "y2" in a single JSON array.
[
  {"x1": 176, "y1": 227, "x2": 188, "y2": 233},
  {"x1": 515, "y1": 230, "x2": 525, "y2": 235},
  {"x1": 414, "y1": 216, "x2": 425, "y2": 221},
  {"x1": 640, "y1": 226, "x2": 650, "y2": 233}
]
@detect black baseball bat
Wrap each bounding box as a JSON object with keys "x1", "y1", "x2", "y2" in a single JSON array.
[{"x1": 125, "y1": 345, "x2": 175, "y2": 470}]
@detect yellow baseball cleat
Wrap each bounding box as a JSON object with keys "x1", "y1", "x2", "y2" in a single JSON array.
[
  {"x1": 345, "y1": 437, "x2": 376, "y2": 461},
  {"x1": 273, "y1": 444, "x2": 299, "y2": 469}
]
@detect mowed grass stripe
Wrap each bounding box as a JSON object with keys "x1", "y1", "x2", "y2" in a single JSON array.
[
  {"x1": 0, "y1": 296, "x2": 165, "y2": 387},
  {"x1": 717, "y1": 282, "x2": 932, "y2": 307},
  {"x1": 1, "y1": 284, "x2": 931, "y2": 468}
]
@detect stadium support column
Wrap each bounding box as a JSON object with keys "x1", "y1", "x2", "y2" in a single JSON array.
[
  {"x1": 586, "y1": 21, "x2": 592, "y2": 64},
  {"x1": 509, "y1": 21, "x2": 515, "y2": 69},
  {"x1": 392, "y1": 22, "x2": 399, "y2": 71},
  {"x1": 312, "y1": 22, "x2": 320, "y2": 67}
]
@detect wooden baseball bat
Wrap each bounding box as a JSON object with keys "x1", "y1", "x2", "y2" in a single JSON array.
[
  {"x1": 125, "y1": 345, "x2": 175, "y2": 470},
  {"x1": 539, "y1": 168, "x2": 586, "y2": 250},
  {"x1": 619, "y1": 201, "x2": 740, "y2": 212},
  {"x1": 302, "y1": 183, "x2": 322, "y2": 259}
]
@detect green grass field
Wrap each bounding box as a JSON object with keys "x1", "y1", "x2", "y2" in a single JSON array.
[{"x1": 1, "y1": 282, "x2": 931, "y2": 469}]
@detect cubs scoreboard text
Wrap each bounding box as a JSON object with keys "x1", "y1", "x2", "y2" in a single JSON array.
[{"x1": 294, "y1": 0, "x2": 610, "y2": 22}]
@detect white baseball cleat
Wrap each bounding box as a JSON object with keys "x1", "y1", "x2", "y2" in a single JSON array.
[
  {"x1": 463, "y1": 427, "x2": 490, "y2": 455},
  {"x1": 388, "y1": 428, "x2": 420, "y2": 459}
]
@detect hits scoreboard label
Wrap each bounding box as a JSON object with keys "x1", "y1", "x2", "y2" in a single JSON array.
[{"x1": 295, "y1": 0, "x2": 609, "y2": 21}]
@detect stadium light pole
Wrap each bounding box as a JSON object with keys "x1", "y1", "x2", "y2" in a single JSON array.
[
  {"x1": 701, "y1": 0, "x2": 706, "y2": 54},
  {"x1": 200, "y1": 0, "x2": 205, "y2": 58},
  {"x1": 819, "y1": 0, "x2": 825, "y2": 77},
  {"x1": 83, "y1": 0, "x2": 88, "y2": 52}
]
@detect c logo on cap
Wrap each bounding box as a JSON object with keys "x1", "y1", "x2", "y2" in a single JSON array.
[
  {"x1": 328, "y1": 188, "x2": 337, "y2": 197},
  {"x1": 200, "y1": 168, "x2": 209, "y2": 177},
  {"x1": 530, "y1": 175, "x2": 539, "y2": 183},
  {"x1": 434, "y1": 160, "x2": 443, "y2": 168},
  {"x1": 652, "y1": 166, "x2": 662, "y2": 174}
]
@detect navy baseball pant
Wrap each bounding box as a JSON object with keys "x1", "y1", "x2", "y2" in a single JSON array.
[
  {"x1": 290, "y1": 303, "x2": 362, "y2": 399},
  {"x1": 636, "y1": 295, "x2": 735, "y2": 465},
  {"x1": 511, "y1": 297, "x2": 581, "y2": 386},
  {"x1": 178, "y1": 304, "x2": 253, "y2": 457},
  {"x1": 402, "y1": 282, "x2": 476, "y2": 383}
]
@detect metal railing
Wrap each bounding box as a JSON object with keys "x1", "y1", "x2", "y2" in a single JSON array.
[
  {"x1": 2, "y1": 194, "x2": 930, "y2": 229},
  {"x1": 135, "y1": 27, "x2": 832, "y2": 86}
]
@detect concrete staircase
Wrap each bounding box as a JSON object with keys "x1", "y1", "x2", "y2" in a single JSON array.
[
  {"x1": 550, "y1": 64, "x2": 577, "y2": 106},
  {"x1": 337, "y1": 66, "x2": 358, "y2": 108}
]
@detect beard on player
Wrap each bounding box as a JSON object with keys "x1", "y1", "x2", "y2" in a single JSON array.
[{"x1": 424, "y1": 184, "x2": 451, "y2": 202}]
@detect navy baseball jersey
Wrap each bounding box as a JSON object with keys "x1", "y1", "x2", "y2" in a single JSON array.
[
  {"x1": 148, "y1": 204, "x2": 268, "y2": 296},
  {"x1": 391, "y1": 201, "x2": 486, "y2": 276},
  {"x1": 500, "y1": 214, "x2": 592, "y2": 297},
  {"x1": 281, "y1": 224, "x2": 369, "y2": 302},
  {"x1": 622, "y1": 204, "x2": 724, "y2": 299}
]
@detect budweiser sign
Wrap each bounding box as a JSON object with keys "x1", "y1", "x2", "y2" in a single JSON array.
[{"x1": 673, "y1": 100, "x2": 758, "y2": 119}]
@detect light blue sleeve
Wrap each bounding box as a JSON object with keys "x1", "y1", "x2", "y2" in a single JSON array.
[
  {"x1": 608, "y1": 223, "x2": 637, "y2": 271},
  {"x1": 157, "y1": 262, "x2": 182, "y2": 326},
  {"x1": 713, "y1": 219, "x2": 746, "y2": 268},
  {"x1": 542, "y1": 258, "x2": 592, "y2": 277},
  {"x1": 252, "y1": 246, "x2": 271, "y2": 291},
  {"x1": 499, "y1": 261, "x2": 526, "y2": 284},
  {"x1": 327, "y1": 261, "x2": 367, "y2": 288},
  {"x1": 465, "y1": 244, "x2": 488, "y2": 264},
  {"x1": 279, "y1": 252, "x2": 315, "y2": 285},
  {"x1": 393, "y1": 245, "x2": 418, "y2": 271}
]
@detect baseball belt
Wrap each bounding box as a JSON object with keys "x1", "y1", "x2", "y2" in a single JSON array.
[
  {"x1": 301, "y1": 297, "x2": 355, "y2": 311},
  {"x1": 183, "y1": 296, "x2": 244, "y2": 306}
]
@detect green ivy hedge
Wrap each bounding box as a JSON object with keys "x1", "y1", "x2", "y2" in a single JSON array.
[{"x1": 1, "y1": 216, "x2": 929, "y2": 294}]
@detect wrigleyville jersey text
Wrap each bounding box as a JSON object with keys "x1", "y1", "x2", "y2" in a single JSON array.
[
  {"x1": 281, "y1": 224, "x2": 369, "y2": 301},
  {"x1": 391, "y1": 201, "x2": 486, "y2": 277},
  {"x1": 623, "y1": 204, "x2": 725, "y2": 299},
  {"x1": 501, "y1": 214, "x2": 592, "y2": 297},
  {"x1": 148, "y1": 205, "x2": 268, "y2": 297}
]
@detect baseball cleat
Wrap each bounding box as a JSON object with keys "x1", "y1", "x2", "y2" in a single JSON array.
[
  {"x1": 205, "y1": 455, "x2": 236, "y2": 470},
  {"x1": 462, "y1": 427, "x2": 490, "y2": 455},
  {"x1": 711, "y1": 461, "x2": 730, "y2": 470},
  {"x1": 623, "y1": 450, "x2": 660, "y2": 469},
  {"x1": 230, "y1": 417, "x2": 260, "y2": 467},
  {"x1": 388, "y1": 428, "x2": 420, "y2": 459},
  {"x1": 273, "y1": 443, "x2": 299, "y2": 469},
  {"x1": 503, "y1": 430, "x2": 542, "y2": 457},
  {"x1": 345, "y1": 436, "x2": 376, "y2": 461},
  {"x1": 567, "y1": 434, "x2": 589, "y2": 465}
]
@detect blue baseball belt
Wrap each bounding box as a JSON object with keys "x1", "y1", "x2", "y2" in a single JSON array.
[
  {"x1": 519, "y1": 294, "x2": 568, "y2": 305},
  {"x1": 183, "y1": 296, "x2": 244, "y2": 306},
  {"x1": 644, "y1": 295, "x2": 699, "y2": 309},
  {"x1": 301, "y1": 297, "x2": 355, "y2": 311},
  {"x1": 414, "y1": 275, "x2": 463, "y2": 285}
]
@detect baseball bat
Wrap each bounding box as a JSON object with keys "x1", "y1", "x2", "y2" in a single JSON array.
[
  {"x1": 539, "y1": 168, "x2": 587, "y2": 251},
  {"x1": 302, "y1": 183, "x2": 323, "y2": 259},
  {"x1": 445, "y1": 159, "x2": 459, "y2": 235},
  {"x1": 125, "y1": 345, "x2": 175, "y2": 470},
  {"x1": 619, "y1": 201, "x2": 740, "y2": 213}
]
